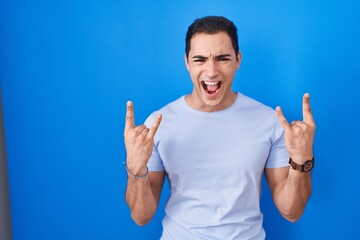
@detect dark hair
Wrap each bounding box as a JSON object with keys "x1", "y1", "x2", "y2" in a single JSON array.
[{"x1": 185, "y1": 16, "x2": 239, "y2": 60}]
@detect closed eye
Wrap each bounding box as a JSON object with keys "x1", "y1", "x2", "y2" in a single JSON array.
[
  {"x1": 216, "y1": 54, "x2": 231, "y2": 61},
  {"x1": 193, "y1": 59, "x2": 206, "y2": 62},
  {"x1": 217, "y1": 57, "x2": 230, "y2": 61},
  {"x1": 193, "y1": 55, "x2": 207, "y2": 62}
]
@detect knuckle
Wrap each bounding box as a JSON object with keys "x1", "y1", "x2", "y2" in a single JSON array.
[
  {"x1": 142, "y1": 128, "x2": 150, "y2": 134},
  {"x1": 291, "y1": 120, "x2": 299, "y2": 126},
  {"x1": 141, "y1": 124, "x2": 147, "y2": 130},
  {"x1": 134, "y1": 124, "x2": 145, "y2": 131}
]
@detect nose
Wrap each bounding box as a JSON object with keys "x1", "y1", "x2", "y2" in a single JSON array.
[{"x1": 205, "y1": 59, "x2": 219, "y2": 79}]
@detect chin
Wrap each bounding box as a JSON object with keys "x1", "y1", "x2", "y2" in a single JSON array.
[{"x1": 200, "y1": 93, "x2": 226, "y2": 111}]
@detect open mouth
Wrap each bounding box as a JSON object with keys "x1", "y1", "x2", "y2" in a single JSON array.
[{"x1": 201, "y1": 81, "x2": 222, "y2": 95}]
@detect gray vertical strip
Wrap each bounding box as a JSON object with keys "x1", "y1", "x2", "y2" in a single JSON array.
[{"x1": 0, "y1": 91, "x2": 12, "y2": 240}]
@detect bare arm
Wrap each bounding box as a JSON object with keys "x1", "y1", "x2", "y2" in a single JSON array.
[
  {"x1": 265, "y1": 166, "x2": 311, "y2": 222},
  {"x1": 125, "y1": 171, "x2": 165, "y2": 225},
  {"x1": 267, "y1": 93, "x2": 315, "y2": 222},
  {"x1": 124, "y1": 101, "x2": 164, "y2": 225}
]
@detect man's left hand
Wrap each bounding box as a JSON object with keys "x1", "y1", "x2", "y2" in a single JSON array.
[{"x1": 276, "y1": 93, "x2": 316, "y2": 163}]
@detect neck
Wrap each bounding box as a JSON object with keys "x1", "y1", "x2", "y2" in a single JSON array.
[{"x1": 185, "y1": 91, "x2": 238, "y2": 112}]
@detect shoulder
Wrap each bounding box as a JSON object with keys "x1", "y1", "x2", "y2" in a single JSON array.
[
  {"x1": 236, "y1": 93, "x2": 275, "y2": 117},
  {"x1": 158, "y1": 96, "x2": 185, "y2": 114},
  {"x1": 144, "y1": 96, "x2": 185, "y2": 126},
  {"x1": 236, "y1": 93, "x2": 285, "y2": 143}
]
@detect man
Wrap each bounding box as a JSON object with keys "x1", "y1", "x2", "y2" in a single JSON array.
[{"x1": 124, "y1": 16, "x2": 315, "y2": 239}]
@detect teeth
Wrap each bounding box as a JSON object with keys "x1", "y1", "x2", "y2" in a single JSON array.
[{"x1": 204, "y1": 81, "x2": 219, "y2": 85}]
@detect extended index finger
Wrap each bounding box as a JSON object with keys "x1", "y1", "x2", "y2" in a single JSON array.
[
  {"x1": 125, "y1": 101, "x2": 135, "y2": 132},
  {"x1": 302, "y1": 93, "x2": 315, "y2": 124}
]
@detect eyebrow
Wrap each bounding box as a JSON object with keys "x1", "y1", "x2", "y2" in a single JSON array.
[
  {"x1": 192, "y1": 55, "x2": 208, "y2": 60},
  {"x1": 216, "y1": 54, "x2": 231, "y2": 59},
  {"x1": 192, "y1": 54, "x2": 232, "y2": 60}
]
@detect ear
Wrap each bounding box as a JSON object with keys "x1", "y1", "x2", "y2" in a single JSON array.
[
  {"x1": 236, "y1": 51, "x2": 242, "y2": 69},
  {"x1": 184, "y1": 54, "x2": 190, "y2": 71}
]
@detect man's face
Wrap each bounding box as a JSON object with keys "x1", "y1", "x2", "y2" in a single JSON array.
[{"x1": 185, "y1": 32, "x2": 241, "y2": 112}]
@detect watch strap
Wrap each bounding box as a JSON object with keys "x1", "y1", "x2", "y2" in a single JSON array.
[{"x1": 289, "y1": 157, "x2": 314, "y2": 172}]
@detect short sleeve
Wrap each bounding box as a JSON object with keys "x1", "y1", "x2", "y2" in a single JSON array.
[
  {"x1": 265, "y1": 112, "x2": 290, "y2": 168},
  {"x1": 144, "y1": 112, "x2": 165, "y2": 172}
]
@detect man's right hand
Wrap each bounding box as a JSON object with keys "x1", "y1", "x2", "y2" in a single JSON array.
[{"x1": 124, "y1": 101, "x2": 162, "y2": 176}]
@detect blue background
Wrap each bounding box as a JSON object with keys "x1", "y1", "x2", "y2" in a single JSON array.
[{"x1": 1, "y1": 0, "x2": 360, "y2": 239}]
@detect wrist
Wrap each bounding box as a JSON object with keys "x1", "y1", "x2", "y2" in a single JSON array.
[
  {"x1": 289, "y1": 157, "x2": 315, "y2": 173},
  {"x1": 124, "y1": 162, "x2": 149, "y2": 179},
  {"x1": 289, "y1": 154, "x2": 313, "y2": 165},
  {"x1": 125, "y1": 159, "x2": 147, "y2": 175},
  {"x1": 128, "y1": 166, "x2": 148, "y2": 176}
]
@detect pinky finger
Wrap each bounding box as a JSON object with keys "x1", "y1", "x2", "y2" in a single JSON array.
[
  {"x1": 148, "y1": 113, "x2": 162, "y2": 139},
  {"x1": 276, "y1": 106, "x2": 291, "y2": 132}
]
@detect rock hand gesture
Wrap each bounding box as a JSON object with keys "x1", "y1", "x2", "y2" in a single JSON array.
[
  {"x1": 124, "y1": 101, "x2": 162, "y2": 177},
  {"x1": 276, "y1": 93, "x2": 316, "y2": 166}
]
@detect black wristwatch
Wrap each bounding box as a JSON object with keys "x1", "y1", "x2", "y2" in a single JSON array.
[{"x1": 289, "y1": 157, "x2": 315, "y2": 173}]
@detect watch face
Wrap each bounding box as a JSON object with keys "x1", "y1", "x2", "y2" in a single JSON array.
[{"x1": 303, "y1": 160, "x2": 314, "y2": 172}]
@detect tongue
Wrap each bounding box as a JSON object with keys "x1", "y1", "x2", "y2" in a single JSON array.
[{"x1": 207, "y1": 84, "x2": 218, "y2": 92}]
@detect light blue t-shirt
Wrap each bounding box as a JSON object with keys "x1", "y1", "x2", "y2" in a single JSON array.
[{"x1": 145, "y1": 93, "x2": 289, "y2": 240}]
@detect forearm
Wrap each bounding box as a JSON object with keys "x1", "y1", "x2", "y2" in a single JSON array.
[
  {"x1": 123, "y1": 101, "x2": 163, "y2": 225},
  {"x1": 125, "y1": 175, "x2": 158, "y2": 226},
  {"x1": 276, "y1": 169, "x2": 312, "y2": 222},
  {"x1": 273, "y1": 93, "x2": 315, "y2": 221}
]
